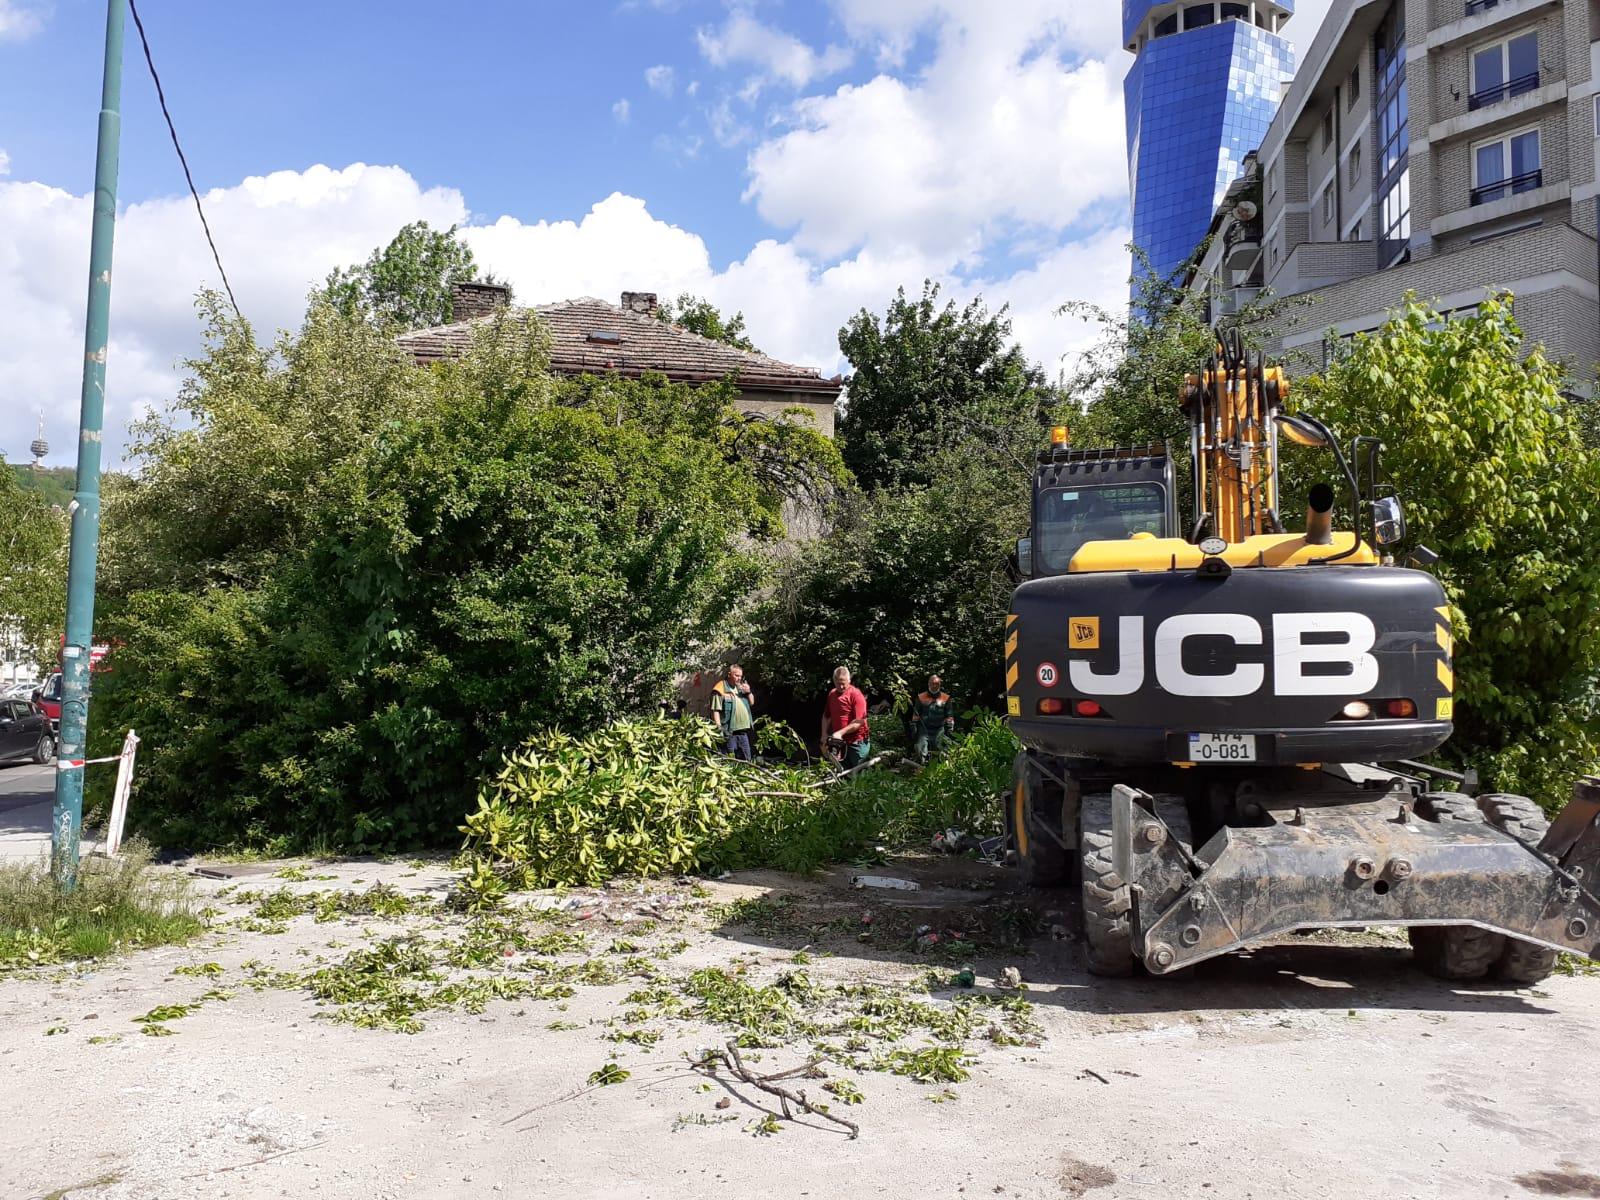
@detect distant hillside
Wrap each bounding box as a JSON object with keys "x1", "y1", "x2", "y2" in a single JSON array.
[{"x1": 8, "y1": 464, "x2": 75, "y2": 510}]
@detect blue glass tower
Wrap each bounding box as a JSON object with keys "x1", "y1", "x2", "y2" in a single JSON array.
[{"x1": 1124, "y1": 2, "x2": 1296, "y2": 286}]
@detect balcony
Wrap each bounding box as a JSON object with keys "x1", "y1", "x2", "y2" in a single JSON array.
[
  {"x1": 1468, "y1": 72, "x2": 1539, "y2": 110},
  {"x1": 1464, "y1": 0, "x2": 1499, "y2": 13},
  {"x1": 1471, "y1": 169, "x2": 1543, "y2": 206}
]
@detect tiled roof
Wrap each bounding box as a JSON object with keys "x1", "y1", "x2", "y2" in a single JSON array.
[{"x1": 397, "y1": 297, "x2": 842, "y2": 397}]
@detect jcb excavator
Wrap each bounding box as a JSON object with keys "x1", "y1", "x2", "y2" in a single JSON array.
[{"x1": 1004, "y1": 331, "x2": 1600, "y2": 982}]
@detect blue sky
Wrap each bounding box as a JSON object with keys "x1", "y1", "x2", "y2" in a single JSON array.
[{"x1": 0, "y1": 0, "x2": 1331, "y2": 466}]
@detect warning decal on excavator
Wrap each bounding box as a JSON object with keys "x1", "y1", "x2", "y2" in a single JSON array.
[
  {"x1": 1069, "y1": 617, "x2": 1100, "y2": 650},
  {"x1": 1436, "y1": 698, "x2": 1453, "y2": 720}
]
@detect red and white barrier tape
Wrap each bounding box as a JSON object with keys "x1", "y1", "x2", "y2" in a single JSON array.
[{"x1": 56, "y1": 754, "x2": 127, "y2": 770}]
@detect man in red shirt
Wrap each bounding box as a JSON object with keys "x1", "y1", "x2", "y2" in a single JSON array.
[{"x1": 821, "y1": 665, "x2": 871, "y2": 770}]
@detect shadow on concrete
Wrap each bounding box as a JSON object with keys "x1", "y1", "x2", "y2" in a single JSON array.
[{"x1": 706, "y1": 854, "x2": 1561, "y2": 1018}]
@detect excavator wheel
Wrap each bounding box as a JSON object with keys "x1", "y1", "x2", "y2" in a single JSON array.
[
  {"x1": 1079, "y1": 793, "x2": 1192, "y2": 978},
  {"x1": 1477, "y1": 793, "x2": 1560, "y2": 985},
  {"x1": 1408, "y1": 792, "x2": 1504, "y2": 980},
  {"x1": 1009, "y1": 753, "x2": 1069, "y2": 888}
]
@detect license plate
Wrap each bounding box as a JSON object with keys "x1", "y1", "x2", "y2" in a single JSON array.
[{"x1": 1187, "y1": 733, "x2": 1257, "y2": 763}]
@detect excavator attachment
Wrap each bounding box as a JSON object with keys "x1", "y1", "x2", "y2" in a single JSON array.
[{"x1": 1112, "y1": 777, "x2": 1600, "y2": 974}]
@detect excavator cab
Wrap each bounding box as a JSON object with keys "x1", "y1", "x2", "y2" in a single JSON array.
[{"x1": 1019, "y1": 439, "x2": 1178, "y2": 579}]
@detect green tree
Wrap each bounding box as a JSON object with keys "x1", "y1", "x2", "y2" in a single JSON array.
[
  {"x1": 322, "y1": 222, "x2": 498, "y2": 331},
  {"x1": 8, "y1": 464, "x2": 75, "y2": 510},
  {"x1": 837, "y1": 282, "x2": 1059, "y2": 492},
  {"x1": 103, "y1": 293, "x2": 431, "y2": 597},
  {"x1": 1302, "y1": 297, "x2": 1600, "y2": 806},
  {"x1": 657, "y1": 294, "x2": 758, "y2": 352},
  {"x1": 0, "y1": 458, "x2": 67, "y2": 670},
  {"x1": 754, "y1": 451, "x2": 1026, "y2": 714},
  {"x1": 91, "y1": 300, "x2": 840, "y2": 851}
]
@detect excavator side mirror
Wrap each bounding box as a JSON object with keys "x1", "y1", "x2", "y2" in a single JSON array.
[
  {"x1": 1015, "y1": 537, "x2": 1034, "y2": 579},
  {"x1": 1371, "y1": 496, "x2": 1407, "y2": 547},
  {"x1": 1275, "y1": 413, "x2": 1332, "y2": 449}
]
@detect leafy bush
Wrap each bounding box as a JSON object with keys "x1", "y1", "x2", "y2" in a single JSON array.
[
  {"x1": 459, "y1": 715, "x2": 1016, "y2": 899},
  {"x1": 1302, "y1": 298, "x2": 1600, "y2": 807},
  {"x1": 753, "y1": 453, "x2": 1027, "y2": 708},
  {"x1": 91, "y1": 300, "x2": 841, "y2": 852}
]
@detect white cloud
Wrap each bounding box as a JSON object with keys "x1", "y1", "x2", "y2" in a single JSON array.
[
  {"x1": 829, "y1": 0, "x2": 1121, "y2": 69},
  {"x1": 697, "y1": 11, "x2": 852, "y2": 89},
  {"x1": 744, "y1": 9, "x2": 1127, "y2": 262},
  {"x1": 1, "y1": 2, "x2": 1151, "y2": 471},
  {"x1": 707, "y1": 99, "x2": 752, "y2": 148},
  {"x1": 644, "y1": 64, "x2": 675, "y2": 96},
  {"x1": 611, "y1": 98, "x2": 631, "y2": 124},
  {"x1": 0, "y1": 168, "x2": 1127, "y2": 471},
  {"x1": 0, "y1": 0, "x2": 45, "y2": 42},
  {"x1": 0, "y1": 165, "x2": 465, "y2": 467},
  {"x1": 0, "y1": 148, "x2": 10, "y2": 177}
]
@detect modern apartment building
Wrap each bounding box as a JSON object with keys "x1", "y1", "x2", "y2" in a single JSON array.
[
  {"x1": 1124, "y1": 1, "x2": 1299, "y2": 286},
  {"x1": 1190, "y1": 0, "x2": 1600, "y2": 382}
]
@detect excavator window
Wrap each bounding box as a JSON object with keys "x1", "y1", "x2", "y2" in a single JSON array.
[{"x1": 1036, "y1": 484, "x2": 1167, "y2": 572}]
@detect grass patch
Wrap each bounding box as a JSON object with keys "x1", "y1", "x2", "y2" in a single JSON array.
[{"x1": 0, "y1": 843, "x2": 200, "y2": 972}]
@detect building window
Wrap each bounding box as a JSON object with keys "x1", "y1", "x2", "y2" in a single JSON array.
[
  {"x1": 1472, "y1": 128, "x2": 1542, "y2": 205},
  {"x1": 1381, "y1": 171, "x2": 1410, "y2": 244},
  {"x1": 1185, "y1": 4, "x2": 1216, "y2": 31},
  {"x1": 1348, "y1": 220, "x2": 1364, "y2": 242},
  {"x1": 1375, "y1": 4, "x2": 1410, "y2": 267},
  {"x1": 1268, "y1": 160, "x2": 1279, "y2": 199},
  {"x1": 1348, "y1": 142, "x2": 1363, "y2": 188},
  {"x1": 1155, "y1": 12, "x2": 1179, "y2": 37},
  {"x1": 1470, "y1": 31, "x2": 1539, "y2": 110},
  {"x1": 1221, "y1": 3, "x2": 1249, "y2": 20},
  {"x1": 1322, "y1": 109, "x2": 1335, "y2": 151},
  {"x1": 1593, "y1": 93, "x2": 1599, "y2": 137},
  {"x1": 1348, "y1": 66, "x2": 1361, "y2": 109},
  {"x1": 1322, "y1": 184, "x2": 1335, "y2": 223}
]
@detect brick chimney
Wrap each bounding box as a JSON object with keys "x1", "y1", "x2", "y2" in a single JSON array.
[
  {"x1": 450, "y1": 281, "x2": 512, "y2": 322},
  {"x1": 620, "y1": 291, "x2": 659, "y2": 317}
]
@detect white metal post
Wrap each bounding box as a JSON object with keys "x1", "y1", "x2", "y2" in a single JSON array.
[{"x1": 104, "y1": 729, "x2": 139, "y2": 857}]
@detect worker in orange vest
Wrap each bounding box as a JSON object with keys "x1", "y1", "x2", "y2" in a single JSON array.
[{"x1": 912, "y1": 674, "x2": 956, "y2": 761}]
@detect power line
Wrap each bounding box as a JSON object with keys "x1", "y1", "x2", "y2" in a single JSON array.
[{"x1": 127, "y1": 0, "x2": 242, "y2": 318}]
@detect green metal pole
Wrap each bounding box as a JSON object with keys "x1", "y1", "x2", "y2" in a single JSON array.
[{"x1": 53, "y1": 0, "x2": 126, "y2": 890}]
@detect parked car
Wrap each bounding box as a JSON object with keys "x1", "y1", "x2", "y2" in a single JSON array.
[
  {"x1": 31, "y1": 672, "x2": 61, "y2": 732},
  {"x1": 0, "y1": 699, "x2": 54, "y2": 765}
]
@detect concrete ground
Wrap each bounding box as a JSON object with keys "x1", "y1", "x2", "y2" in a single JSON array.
[{"x1": 3, "y1": 853, "x2": 1599, "y2": 1200}]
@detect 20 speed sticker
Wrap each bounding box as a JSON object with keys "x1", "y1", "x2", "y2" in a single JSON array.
[{"x1": 1036, "y1": 662, "x2": 1059, "y2": 688}]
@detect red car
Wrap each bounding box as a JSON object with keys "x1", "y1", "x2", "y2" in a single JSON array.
[{"x1": 31, "y1": 672, "x2": 62, "y2": 732}]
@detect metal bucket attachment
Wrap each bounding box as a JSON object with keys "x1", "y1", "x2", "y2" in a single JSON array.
[{"x1": 1113, "y1": 782, "x2": 1600, "y2": 974}]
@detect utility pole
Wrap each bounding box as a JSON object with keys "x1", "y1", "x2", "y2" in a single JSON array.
[{"x1": 53, "y1": 0, "x2": 126, "y2": 890}]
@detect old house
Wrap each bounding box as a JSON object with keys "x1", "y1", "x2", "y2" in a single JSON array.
[{"x1": 397, "y1": 284, "x2": 842, "y2": 437}]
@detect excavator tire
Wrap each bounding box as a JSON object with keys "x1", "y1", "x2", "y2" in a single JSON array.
[
  {"x1": 1010, "y1": 753, "x2": 1069, "y2": 888},
  {"x1": 1408, "y1": 792, "x2": 1504, "y2": 980},
  {"x1": 1080, "y1": 793, "x2": 1192, "y2": 978},
  {"x1": 1477, "y1": 793, "x2": 1560, "y2": 985}
]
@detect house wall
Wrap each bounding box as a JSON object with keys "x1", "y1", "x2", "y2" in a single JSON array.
[{"x1": 735, "y1": 392, "x2": 837, "y2": 440}]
